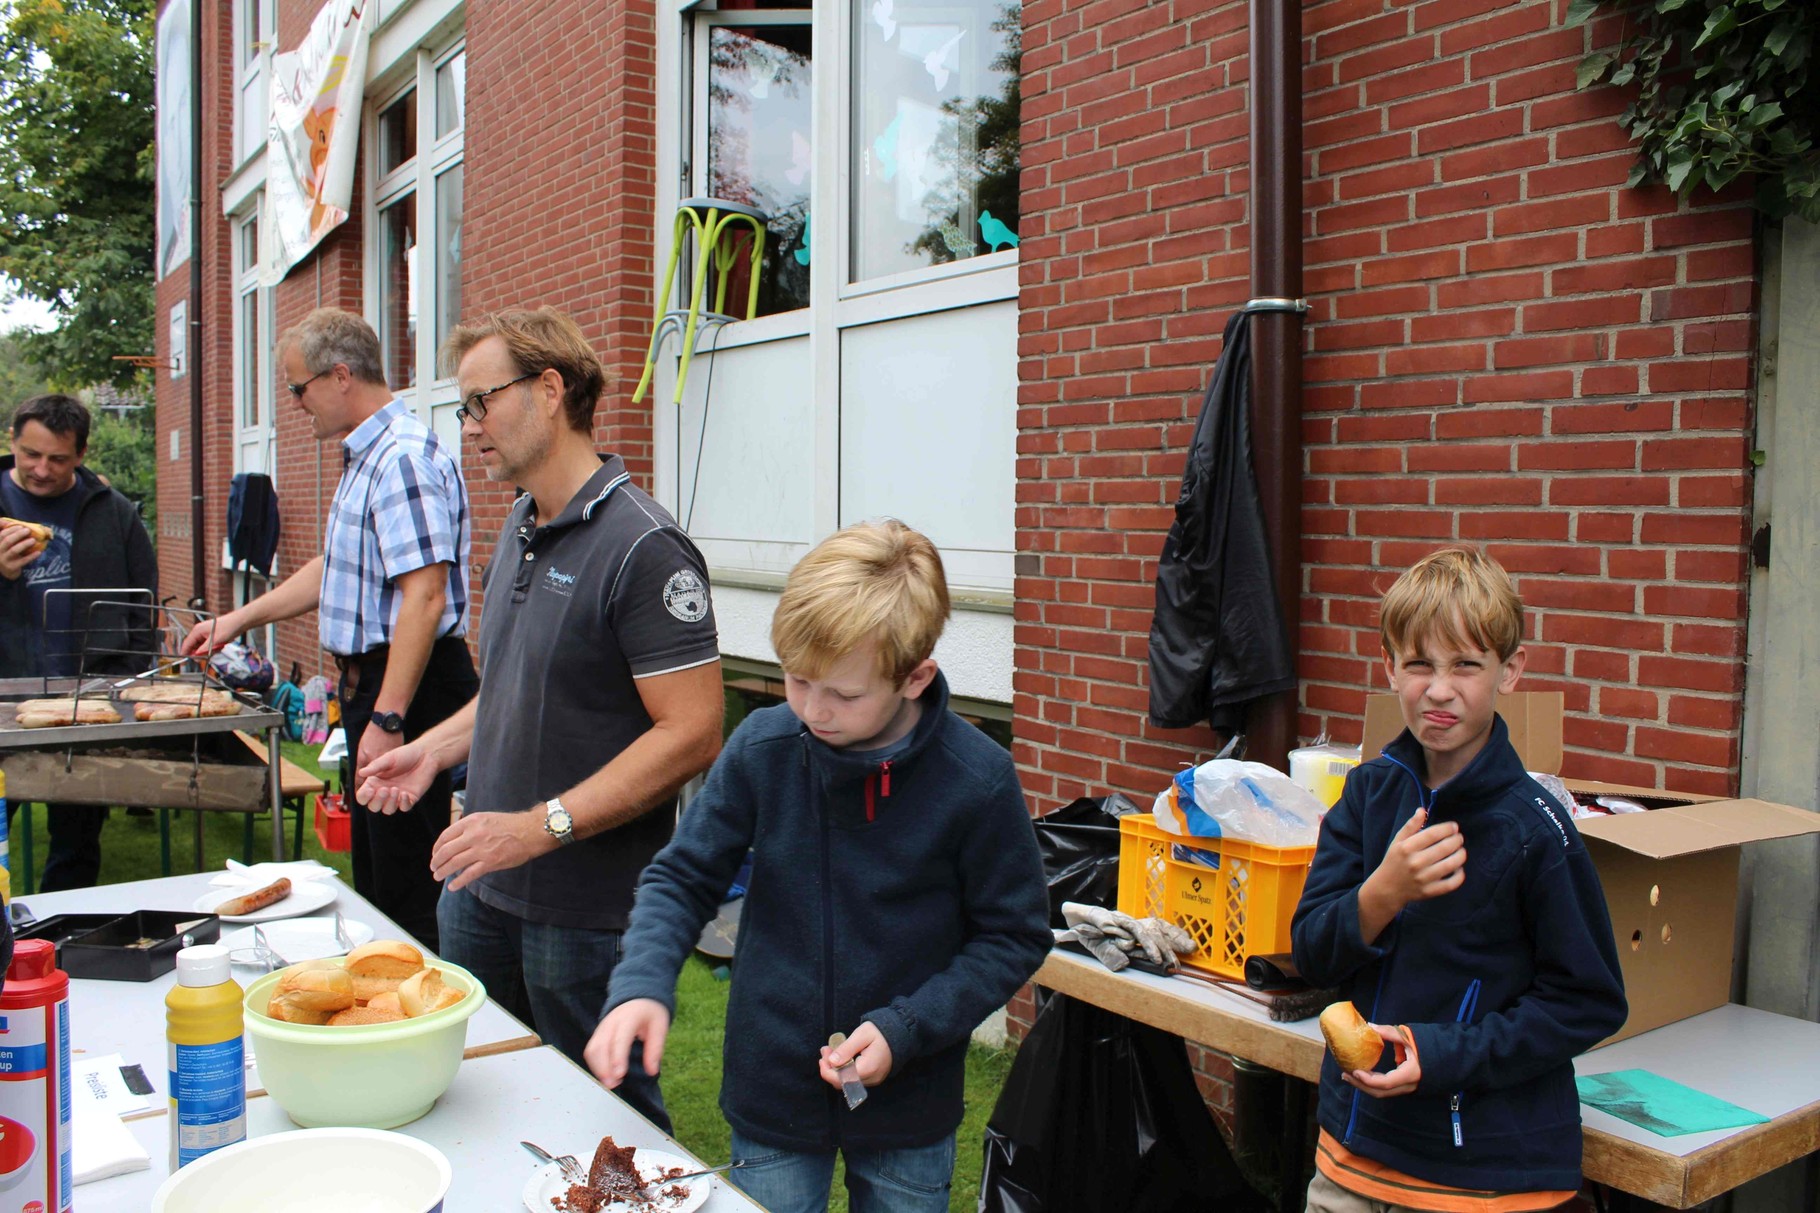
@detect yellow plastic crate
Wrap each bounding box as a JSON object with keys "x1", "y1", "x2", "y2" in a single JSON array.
[{"x1": 1115, "y1": 814, "x2": 1317, "y2": 979}]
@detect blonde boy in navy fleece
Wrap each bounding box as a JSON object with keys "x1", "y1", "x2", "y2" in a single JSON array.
[
  {"x1": 587, "y1": 520, "x2": 1050, "y2": 1213},
  {"x1": 1292, "y1": 547, "x2": 1626, "y2": 1212}
]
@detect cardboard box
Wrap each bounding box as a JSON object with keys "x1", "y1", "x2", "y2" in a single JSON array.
[{"x1": 1360, "y1": 691, "x2": 1820, "y2": 1044}]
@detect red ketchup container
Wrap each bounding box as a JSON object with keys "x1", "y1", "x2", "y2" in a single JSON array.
[{"x1": 0, "y1": 939, "x2": 71, "y2": 1213}]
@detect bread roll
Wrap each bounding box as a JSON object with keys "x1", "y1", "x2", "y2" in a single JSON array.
[
  {"x1": 328, "y1": 1004, "x2": 406, "y2": 1026},
  {"x1": 266, "y1": 994, "x2": 336, "y2": 1025},
  {"x1": 0, "y1": 518, "x2": 52, "y2": 552},
  {"x1": 1319, "y1": 1001, "x2": 1385, "y2": 1074},
  {"x1": 352, "y1": 974, "x2": 406, "y2": 1003},
  {"x1": 274, "y1": 963, "x2": 354, "y2": 1013},
  {"x1": 365, "y1": 991, "x2": 403, "y2": 1017},
  {"x1": 398, "y1": 967, "x2": 465, "y2": 1017},
  {"x1": 14, "y1": 699, "x2": 121, "y2": 727},
  {"x1": 345, "y1": 939, "x2": 424, "y2": 978}
]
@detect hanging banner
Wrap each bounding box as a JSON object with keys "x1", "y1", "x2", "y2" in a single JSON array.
[{"x1": 261, "y1": 0, "x2": 372, "y2": 284}]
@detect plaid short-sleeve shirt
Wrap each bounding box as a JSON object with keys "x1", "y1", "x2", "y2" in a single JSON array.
[{"x1": 319, "y1": 398, "x2": 469, "y2": 656}]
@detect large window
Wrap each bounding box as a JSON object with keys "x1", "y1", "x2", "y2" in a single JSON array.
[
  {"x1": 233, "y1": 0, "x2": 273, "y2": 167},
  {"x1": 233, "y1": 209, "x2": 272, "y2": 438},
  {"x1": 700, "y1": 21, "x2": 813, "y2": 316},
  {"x1": 369, "y1": 44, "x2": 465, "y2": 404},
  {"x1": 850, "y1": 0, "x2": 1020, "y2": 284}
]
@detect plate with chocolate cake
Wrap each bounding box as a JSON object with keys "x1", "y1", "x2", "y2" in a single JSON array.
[{"x1": 524, "y1": 1136, "x2": 712, "y2": 1212}]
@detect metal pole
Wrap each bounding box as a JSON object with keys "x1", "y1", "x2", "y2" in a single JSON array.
[
  {"x1": 188, "y1": 0, "x2": 207, "y2": 610},
  {"x1": 1246, "y1": 0, "x2": 1304, "y2": 772},
  {"x1": 268, "y1": 723, "x2": 285, "y2": 860}
]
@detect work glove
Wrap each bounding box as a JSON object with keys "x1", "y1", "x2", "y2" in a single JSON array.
[{"x1": 1060, "y1": 902, "x2": 1197, "y2": 971}]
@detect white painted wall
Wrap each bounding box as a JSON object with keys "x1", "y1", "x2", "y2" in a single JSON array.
[{"x1": 713, "y1": 584, "x2": 1012, "y2": 704}]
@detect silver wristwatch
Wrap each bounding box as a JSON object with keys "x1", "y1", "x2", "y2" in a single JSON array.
[{"x1": 542, "y1": 797, "x2": 576, "y2": 845}]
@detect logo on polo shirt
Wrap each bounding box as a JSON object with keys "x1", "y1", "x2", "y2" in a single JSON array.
[
  {"x1": 663, "y1": 569, "x2": 709, "y2": 622},
  {"x1": 543, "y1": 566, "x2": 578, "y2": 598}
]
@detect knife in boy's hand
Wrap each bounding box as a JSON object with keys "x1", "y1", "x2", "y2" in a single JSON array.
[{"x1": 828, "y1": 1032, "x2": 868, "y2": 1110}]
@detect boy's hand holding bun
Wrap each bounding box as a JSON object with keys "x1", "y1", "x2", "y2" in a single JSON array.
[{"x1": 1357, "y1": 809, "x2": 1466, "y2": 944}]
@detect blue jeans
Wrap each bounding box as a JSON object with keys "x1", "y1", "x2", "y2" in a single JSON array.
[
  {"x1": 728, "y1": 1127, "x2": 955, "y2": 1213},
  {"x1": 436, "y1": 883, "x2": 669, "y2": 1132}
]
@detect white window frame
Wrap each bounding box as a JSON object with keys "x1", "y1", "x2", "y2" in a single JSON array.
[
  {"x1": 660, "y1": 0, "x2": 1019, "y2": 551},
  {"x1": 232, "y1": 204, "x2": 274, "y2": 445},
  {"x1": 364, "y1": 38, "x2": 466, "y2": 424},
  {"x1": 233, "y1": 0, "x2": 274, "y2": 171}
]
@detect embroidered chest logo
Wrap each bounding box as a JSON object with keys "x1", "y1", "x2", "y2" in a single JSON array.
[
  {"x1": 663, "y1": 569, "x2": 709, "y2": 622},
  {"x1": 542, "y1": 566, "x2": 578, "y2": 598}
]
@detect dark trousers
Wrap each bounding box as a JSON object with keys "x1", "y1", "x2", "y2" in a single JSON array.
[
  {"x1": 338, "y1": 635, "x2": 478, "y2": 951},
  {"x1": 5, "y1": 802, "x2": 106, "y2": 891}
]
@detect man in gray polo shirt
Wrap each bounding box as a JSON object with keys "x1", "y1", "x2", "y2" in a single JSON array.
[{"x1": 357, "y1": 307, "x2": 723, "y2": 1129}]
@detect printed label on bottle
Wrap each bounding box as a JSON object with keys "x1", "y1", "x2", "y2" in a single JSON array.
[{"x1": 168, "y1": 1038, "x2": 246, "y2": 1167}]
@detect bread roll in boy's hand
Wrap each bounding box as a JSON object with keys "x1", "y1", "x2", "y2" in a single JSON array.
[{"x1": 1320, "y1": 1001, "x2": 1386, "y2": 1074}]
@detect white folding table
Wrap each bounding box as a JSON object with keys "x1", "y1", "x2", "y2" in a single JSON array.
[{"x1": 17, "y1": 871, "x2": 765, "y2": 1211}]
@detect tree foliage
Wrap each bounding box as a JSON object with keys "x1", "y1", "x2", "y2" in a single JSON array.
[
  {"x1": 1572, "y1": 0, "x2": 1820, "y2": 222},
  {"x1": 0, "y1": 0, "x2": 156, "y2": 389}
]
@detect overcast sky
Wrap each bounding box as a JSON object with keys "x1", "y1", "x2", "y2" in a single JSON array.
[{"x1": 0, "y1": 279, "x2": 55, "y2": 334}]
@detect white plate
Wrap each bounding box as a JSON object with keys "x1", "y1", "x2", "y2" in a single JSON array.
[
  {"x1": 522, "y1": 1148, "x2": 713, "y2": 1213},
  {"x1": 193, "y1": 880, "x2": 337, "y2": 923},
  {"x1": 222, "y1": 916, "x2": 375, "y2": 963}
]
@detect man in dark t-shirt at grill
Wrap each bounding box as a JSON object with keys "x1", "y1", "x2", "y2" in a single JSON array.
[{"x1": 355, "y1": 308, "x2": 724, "y2": 1131}]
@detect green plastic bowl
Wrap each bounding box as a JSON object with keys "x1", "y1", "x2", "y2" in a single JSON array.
[{"x1": 243, "y1": 959, "x2": 485, "y2": 1129}]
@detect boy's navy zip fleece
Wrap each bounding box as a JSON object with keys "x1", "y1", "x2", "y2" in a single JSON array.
[
  {"x1": 1291, "y1": 715, "x2": 1627, "y2": 1193},
  {"x1": 606, "y1": 671, "x2": 1052, "y2": 1152}
]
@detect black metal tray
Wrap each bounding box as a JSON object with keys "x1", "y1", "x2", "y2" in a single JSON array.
[{"x1": 20, "y1": 910, "x2": 220, "y2": 981}]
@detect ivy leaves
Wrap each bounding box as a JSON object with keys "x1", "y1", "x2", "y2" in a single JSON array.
[{"x1": 1571, "y1": 0, "x2": 1819, "y2": 223}]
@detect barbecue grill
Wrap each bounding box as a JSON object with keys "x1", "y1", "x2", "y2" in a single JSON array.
[{"x1": 0, "y1": 597, "x2": 291, "y2": 864}]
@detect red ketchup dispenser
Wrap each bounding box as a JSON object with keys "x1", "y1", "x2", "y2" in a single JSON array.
[{"x1": 0, "y1": 939, "x2": 71, "y2": 1213}]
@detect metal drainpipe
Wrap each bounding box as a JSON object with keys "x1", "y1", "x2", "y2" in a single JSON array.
[
  {"x1": 1246, "y1": 0, "x2": 1304, "y2": 772},
  {"x1": 187, "y1": 0, "x2": 206, "y2": 609}
]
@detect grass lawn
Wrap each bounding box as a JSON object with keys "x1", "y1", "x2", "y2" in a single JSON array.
[
  {"x1": 12, "y1": 739, "x2": 1019, "y2": 1209},
  {"x1": 667, "y1": 954, "x2": 1017, "y2": 1212}
]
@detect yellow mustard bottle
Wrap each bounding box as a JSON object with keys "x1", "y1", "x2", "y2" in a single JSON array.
[{"x1": 165, "y1": 944, "x2": 246, "y2": 1170}]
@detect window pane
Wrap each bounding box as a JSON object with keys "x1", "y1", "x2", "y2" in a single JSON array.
[
  {"x1": 239, "y1": 290, "x2": 259, "y2": 428},
  {"x1": 707, "y1": 25, "x2": 812, "y2": 316},
  {"x1": 240, "y1": 216, "x2": 259, "y2": 270},
  {"x1": 435, "y1": 52, "x2": 465, "y2": 138},
  {"x1": 379, "y1": 199, "x2": 418, "y2": 389},
  {"x1": 243, "y1": 0, "x2": 262, "y2": 65},
  {"x1": 850, "y1": 0, "x2": 1020, "y2": 282},
  {"x1": 435, "y1": 164, "x2": 463, "y2": 357},
  {"x1": 378, "y1": 89, "x2": 417, "y2": 177}
]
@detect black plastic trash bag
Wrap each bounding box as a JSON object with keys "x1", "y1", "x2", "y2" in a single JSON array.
[
  {"x1": 1032, "y1": 793, "x2": 1138, "y2": 929},
  {"x1": 979, "y1": 993, "x2": 1269, "y2": 1213}
]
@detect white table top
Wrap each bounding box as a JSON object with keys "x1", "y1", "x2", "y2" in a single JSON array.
[
  {"x1": 15, "y1": 872, "x2": 537, "y2": 1074},
  {"x1": 1573, "y1": 1002, "x2": 1820, "y2": 1156},
  {"x1": 17, "y1": 873, "x2": 765, "y2": 1212}
]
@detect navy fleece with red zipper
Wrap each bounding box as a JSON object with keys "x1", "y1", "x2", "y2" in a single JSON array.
[
  {"x1": 603, "y1": 670, "x2": 1051, "y2": 1152},
  {"x1": 1291, "y1": 714, "x2": 1627, "y2": 1194}
]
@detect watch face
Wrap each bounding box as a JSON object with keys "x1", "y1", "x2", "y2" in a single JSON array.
[
  {"x1": 374, "y1": 711, "x2": 405, "y2": 734},
  {"x1": 547, "y1": 806, "x2": 573, "y2": 836}
]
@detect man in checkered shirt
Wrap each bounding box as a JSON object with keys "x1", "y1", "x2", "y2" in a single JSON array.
[{"x1": 182, "y1": 308, "x2": 477, "y2": 949}]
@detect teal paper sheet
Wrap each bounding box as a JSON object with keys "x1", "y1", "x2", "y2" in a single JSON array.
[{"x1": 1576, "y1": 1069, "x2": 1770, "y2": 1137}]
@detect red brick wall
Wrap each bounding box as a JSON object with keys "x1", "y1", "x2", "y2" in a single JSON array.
[
  {"x1": 462, "y1": 0, "x2": 660, "y2": 614},
  {"x1": 162, "y1": 0, "x2": 664, "y2": 675},
  {"x1": 154, "y1": 0, "x2": 239, "y2": 629},
  {"x1": 1013, "y1": 0, "x2": 1758, "y2": 818}
]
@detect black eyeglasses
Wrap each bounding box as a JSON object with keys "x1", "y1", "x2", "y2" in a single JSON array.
[
  {"x1": 286, "y1": 368, "x2": 330, "y2": 399},
  {"x1": 455, "y1": 371, "x2": 541, "y2": 424}
]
